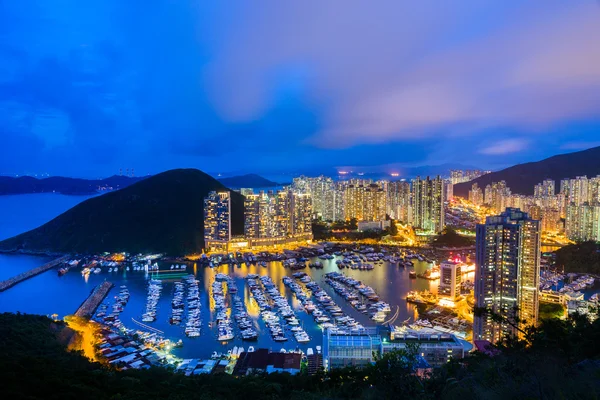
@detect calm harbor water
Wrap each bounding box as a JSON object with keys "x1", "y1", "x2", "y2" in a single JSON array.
[
  {"x1": 0, "y1": 192, "x2": 439, "y2": 358},
  {"x1": 0, "y1": 193, "x2": 95, "y2": 241},
  {"x1": 0, "y1": 255, "x2": 437, "y2": 359}
]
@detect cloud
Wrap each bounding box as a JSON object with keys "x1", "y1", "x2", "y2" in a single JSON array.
[
  {"x1": 479, "y1": 139, "x2": 529, "y2": 155},
  {"x1": 207, "y1": 1, "x2": 600, "y2": 148},
  {"x1": 1, "y1": 1, "x2": 600, "y2": 176}
]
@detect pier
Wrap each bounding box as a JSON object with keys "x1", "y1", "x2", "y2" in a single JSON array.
[
  {"x1": 0, "y1": 255, "x2": 69, "y2": 292},
  {"x1": 131, "y1": 318, "x2": 165, "y2": 334},
  {"x1": 75, "y1": 281, "x2": 114, "y2": 318}
]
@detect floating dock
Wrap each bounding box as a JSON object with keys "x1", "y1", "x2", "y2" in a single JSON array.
[
  {"x1": 0, "y1": 255, "x2": 69, "y2": 292},
  {"x1": 75, "y1": 281, "x2": 114, "y2": 318}
]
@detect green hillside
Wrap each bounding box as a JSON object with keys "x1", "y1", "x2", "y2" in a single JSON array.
[{"x1": 0, "y1": 169, "x2": 244, "y2": 255}]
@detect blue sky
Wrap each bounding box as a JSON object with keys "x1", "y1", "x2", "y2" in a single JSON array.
[{"x1": 1, "y1": 1, "x2": 599, "y2": 178}]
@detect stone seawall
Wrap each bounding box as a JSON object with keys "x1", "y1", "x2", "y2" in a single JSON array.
[
  {"x1": 0, "y1": 255, "x2": 69, "y2": 292},
  {"x1": 74, "y1": 281, "x2": 114, "y2": 318}
]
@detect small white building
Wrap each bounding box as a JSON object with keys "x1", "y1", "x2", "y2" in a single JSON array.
[{"x1": 439, "y1": 260, "x2": 462, "y2": 300}]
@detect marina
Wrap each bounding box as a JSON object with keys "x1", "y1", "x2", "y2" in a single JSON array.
[{"x1": 4, "y1": 247, "x2": 579, "y2": 360}]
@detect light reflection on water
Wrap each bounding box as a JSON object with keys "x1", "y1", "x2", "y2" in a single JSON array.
[{"x1": 0, "y1": 253, "x2": 439, "y2": 359}]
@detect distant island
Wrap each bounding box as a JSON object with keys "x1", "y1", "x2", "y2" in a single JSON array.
[
  {"x1": 0, "y1": 169, "x2": 245, "y2": 255},
  {"x1": 454, "y1": 146, "x2": 600, "y2": 197},
  {"x1": 218, "y1": 173, "x2": 279, "y2": 189},
  {"x1": 0, "y1": 175, "x2": 147, "y2": 196}
]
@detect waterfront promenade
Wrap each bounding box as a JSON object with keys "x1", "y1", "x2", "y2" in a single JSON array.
[
  {"x1": 75, "y1": 281, "x2": 114, "y2": 318},
  {"x1": 0, "y1": 255, "x2": 69, "y2": 292}
]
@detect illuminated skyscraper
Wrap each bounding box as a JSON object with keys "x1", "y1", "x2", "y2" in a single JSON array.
[
  {"x1": 290, "y1": 192, "x2": 313, "y2": 236},
  {"x1": 474, "y1": 208, "x2": 541, "y2": 344},
  {"x1": 244, "y1": 190, "x2": 312, "y2": 245},
  {"x1": 204, "y1": 191, "x2": 232, "y2": 250},
  {"x1": 387, "y1": 181, "x2": 411, "y2": 222},
  {"x1": 411, "y1": 176, "x2": 445, "y2": 233},
  {"x1": 469, "y1": 183, "x2": 483, "y2": 206},
  {"x1": 446, "y1": 179, "x2": 454, "y2": 202},
  {"x1": 567, "y1": 176, "x2": 589, "y2": 206},
  {"x1": 484, "y1": 181, "x2": 511, "y2": 214},
  {"x1": 344, "y1": 183, "x2": 386, "y2": 222},
  {"x1": 565, "y1": 202, "x2": 600, "y2": 241},
  {"x1": 291, "y1": 176, "x2": 342, "y2": 221},
  {"x1": 533, "y1": 179, "x2": 555, "y2": 198},
  {"x1": 450, "y1": 169, "x2": 491, "y2": 184}
]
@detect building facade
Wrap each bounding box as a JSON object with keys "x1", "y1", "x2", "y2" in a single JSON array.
[
  {"x1": 387, "y1": 180, "x2": 412, "y2": 222},
  {"x1": 344, "y1": 183, "x2": 387, "y2": 222},
  {"x1": 474, "y1": 208, "x2": 541, "y2": 344},
  {"x1": 411, "y1": 176, "x2": 445, "y2": 233},
  {"x1": 323, "y1": 327, "x2": 464, "y2": 370},
  {"x1": 243, "y1": 190, "x2": 313, "y2": 248},
  {"x1": 203, "y1": 191, "x2": 232, "y2": 251}
]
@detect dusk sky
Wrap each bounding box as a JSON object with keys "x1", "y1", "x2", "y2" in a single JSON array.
[{"x1": 1, "y1": 1, "x2": 600, "y2": 178}]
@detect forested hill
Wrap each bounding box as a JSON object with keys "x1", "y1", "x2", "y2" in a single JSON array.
[
  {"x1": 454, "y1": 146, "x2": 600, "y2": 197},
  {"x1": 0, "y1": 169, "x2": 244, "y2": 255},
  {"x1": 218, "y1": 173, "x2": 279, "y2": 188},
  {"x1": 0, "y1": 175, "x2": 146, "y2": 195}
]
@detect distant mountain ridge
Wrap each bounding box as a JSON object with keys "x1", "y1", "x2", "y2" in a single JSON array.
[
  {"x1": 0, "y1": 169, "x2": 244, "y2": 255},
  {"x1": 218, "y1": 173, "x2": 279, "y2": 188},
  {"x1": 0, "y1": 175, "x2": 146, "y2": 195},
  {"x1": 454, "y1": 146, "x2": 600, "y2": 197}
]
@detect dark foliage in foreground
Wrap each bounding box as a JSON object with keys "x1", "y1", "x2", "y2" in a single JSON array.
[
  {"x1": 0, "y1": 169, "x2": 245, "y2": 255},
  {"x1": 1, "y1": 312, "x2": 599, "y2": 399}
]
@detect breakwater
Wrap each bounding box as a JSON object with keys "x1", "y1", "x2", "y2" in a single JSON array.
[
  {"x1": 75, "y1": 281, "x2": 114, "y2": 318},
  {"x1": 0, "y1": 255, "x2": 69, "y2": 292}
]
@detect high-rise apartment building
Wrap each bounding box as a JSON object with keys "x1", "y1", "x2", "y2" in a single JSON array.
[
  {"x1": 534, "y1": 179, "x2": 555, "y2": 198},
  {"x1": 469, "y1": 183, "x2": 483, "y2": 206},
  {"x1": 204, "y1": 191, "x2": 232, "y2": 250},
  {"x1": 450, "y1": 170, "x2": 491, "y2": 185},
  {"x1": 474, "y1": 208, "x2": 541, "y2": 344},
  {"x1": 565, "y1": 202, "x2": 600, "y2": 242},
  {"x1": 244, "y1": 190, "x2": 313, "y2": 246},
  {"x1": 292, "y1": 176, "x2": 343, "y2": 221},
  {"x1": 446, "y1": 179, "x2": 454, "y2": 202},
  {"x1": 344, "y1": 183, "x2": 386, "y2": 222},
  {"x1": 411, "y1": 176, "x2": 445, "y2": 233},
  {"x1": 484, "y1": 181, "x2": 511, "y2": 214},
  {"x1": 387, "y1": 181, "x2": 411, "y2": 222},
  {"x1": 290, "y1": 192, "x2": 313, "y2": 236},
  {"x1": 567, "y1": 176, "x2": 589, "y2": 206}
]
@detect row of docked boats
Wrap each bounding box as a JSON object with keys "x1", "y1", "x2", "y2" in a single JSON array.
[
  {"x1": 170, "y1": 281, "x2": 185, "y2": 325},
  {"x1": 142, "y1": 279, "x2": 162, "y2": 322},
  {"x1": 246, "y1": 275, "x2": 285, "y2": 341},
  {"x1": 285, "y1": 274, "x2": 332, "y2": 329},
  {"x1": 559, "y1": 275, "x2": 596, "y2": 293},
  {"x1": 259, "y1": 275, "x2": 309, "y2": 343},
  {"x1": 184, "y1": 275, "x2": 201, "y2": 337},
  {"x1": 325, "y1": 272, "x2": 391, "y2": 322},
  {"x1": 79, "y1": 261, "x2": 160, "y2": 276},
  {"x1": 96, "y1": 285, "x2": 130, "y2": 329},
  {"x1": 212, "y1": 275, "x2": 234, "y2": 341},
  {"x1": 299, "y1": 274, "x2": 365, "y2": 330},
  {"x1": 231, "y1": 293, "x2": 259, "y2": 341},
  {"x1": 335, "y1": 259, "x2": 374, "y2": 270}
]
